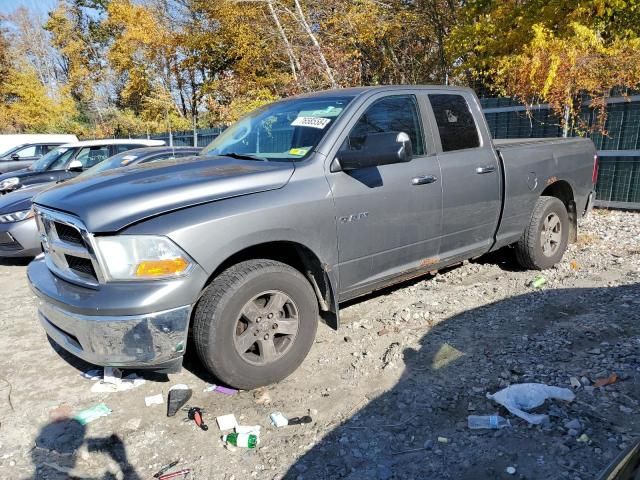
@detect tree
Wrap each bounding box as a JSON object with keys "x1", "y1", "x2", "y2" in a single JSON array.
[
  {"x1": 450, "y1": 0, "x2": 640, "y2": 132},
  {"x1": 45, "y1": 0, "x2": 113, "y2": 123}
]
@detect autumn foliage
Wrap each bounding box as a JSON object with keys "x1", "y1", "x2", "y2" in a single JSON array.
[{"x1": 0, "y1": 0, "x2": 639, "y2": 136}]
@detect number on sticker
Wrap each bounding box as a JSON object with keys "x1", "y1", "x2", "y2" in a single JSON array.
[{"x1": 291, "y1": 116, "x2": 331, "y2": 129}]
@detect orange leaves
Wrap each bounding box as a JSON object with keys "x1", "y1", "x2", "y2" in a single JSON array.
[{"x1": 593, "y1": 372, "x2": 618, "y2": 388}]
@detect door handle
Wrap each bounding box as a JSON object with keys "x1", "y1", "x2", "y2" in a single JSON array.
[
  {"x1": 475, "y1": 165, "x2": 496, "y2": 174},
  {"x1": 411, "y1": 175, "x2": 438, "y2": 185}
]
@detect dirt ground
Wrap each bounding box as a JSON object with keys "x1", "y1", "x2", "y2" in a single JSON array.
[{"x1": 0, "y1": 208, "x2": 639, "y2": 480}]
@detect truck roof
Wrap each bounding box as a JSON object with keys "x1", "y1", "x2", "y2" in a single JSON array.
[{"x1": 292, "y1": 85, "x2": 474, "y2": 100}]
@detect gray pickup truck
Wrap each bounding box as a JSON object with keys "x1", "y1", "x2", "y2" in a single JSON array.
[{"x1": 27, "y1": 86, "x2": 597, "y2": 388}]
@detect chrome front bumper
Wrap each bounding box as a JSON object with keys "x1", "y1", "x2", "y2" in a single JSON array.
[
  {"x1": 28, "y1": 256, "x2": 207, "y2": 372},
  {"x1": 38, "y1": 300, "x2": 191, "y2": 369}
]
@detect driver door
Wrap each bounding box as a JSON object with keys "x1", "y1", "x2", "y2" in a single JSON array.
[{"x1": 327, "y1": 93, "x2": 443, "y2": 298}]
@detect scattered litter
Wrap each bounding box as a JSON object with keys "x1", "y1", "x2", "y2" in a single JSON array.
[
  {"x1": 158, "y1": 468, "x2": 191, "y2": 480},
  {"x1": 270, "y1": 411, "x2": 288, "y2": 428},
  {"x1": 593, "y1": 372, "x2": 618, "y2": 388},
  {"x1": 467, "y1": 415, "x2": 510, "y2": 430},
  {"x1": 253, "y1": 387, "x2": 271, "y2": 405},
  {"x1": 167, "y1": 385, "x2": 192, "y2": 417},
  {"x1": 236, "y1": 425, "x2": 261, "y2": 435},
  {"x1": 80, "y1": 369, "x2": 102, "y2": 381},
  {"x1": 222, "y1": 432, "x2": 259, "y2": 448},
  {"x1": 216, "y1": 414, "x2": 238, "y2": 431},
  {"x1": 153, "y1": 460, "x2": 179, "y2": 478},
  {"x1": 488, "y1": 383, "x2": 575, "y2": 424},
  {"x1": 204, "y1": 384, "x2": 238, "y2": 395},
  {"x1": 287, "y1": 415, "x2": 312, "y2": 425},
  {"x1": 186, "y1": 407, "x2": 208, "y2": 431},
  {"x1": 569, "y1": 260, "x2": 579, "y2": 270},
  {"x1": 377, "y1": 328, "x2": 389, "y2": 336},
  {"x1": 570, "y1": 377, "x2": 581, "y2": 388},
  {"x1": 91, "y1": 373, "x2": 145, "y2": 393},
  {"x1": 74, "y1": 403, "x2": 112, "y2": 425},
  {"x1": 577, "y1": 433, "x2": 590, "y2": 443},
  {"x1": 506, "y1": 466, "x2": 516, "y2": 475},
  {"x1": 145, "y1": 394, "x2": 164, "y2": 407},
  {"x1": 437, "y1": 436, "x2": 449, "y2": 444},
  {"x1": 529, "y1": 275, "x2": 547, "y2": 288},
  {"x1": 103, "y1": 367, "x2": 122, "y2": 385}
]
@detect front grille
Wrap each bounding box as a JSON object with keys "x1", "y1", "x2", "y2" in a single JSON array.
[
  {"x1": 54, "y1": 222, "x2": 84, "y2": 245},
  {"x1": 65, "y1": 254, "x2": 97, "y2": 278},
  {"x1": 34, "y1": 207, "x2": 102, "y2": 287}
]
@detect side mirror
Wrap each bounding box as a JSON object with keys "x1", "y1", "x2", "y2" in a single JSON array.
[
  {"x1": 66, "y1": 159, "x2": 83, "y2": 172},
  {"x1": 10, "y1": 154, "x2": 19, "y2": 161},
  {"x1": 333, "y1": 132, "x2": 413, "y2": 172}
]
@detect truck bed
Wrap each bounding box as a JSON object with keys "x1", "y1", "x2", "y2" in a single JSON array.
[{"x1": 491, "y1": 136, "x2": 596, "y2": 250}]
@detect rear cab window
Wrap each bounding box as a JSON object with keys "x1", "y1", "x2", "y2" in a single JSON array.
[{"x1": 428, "y1": 94, "x2": 480, "y2": 152}]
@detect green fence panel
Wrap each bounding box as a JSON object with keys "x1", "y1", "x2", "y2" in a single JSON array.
[{"x1": 595, "y1": 156, "x2": 640, "y2": 203}]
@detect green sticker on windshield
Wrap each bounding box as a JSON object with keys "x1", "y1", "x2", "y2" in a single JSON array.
[{"x1": 299, "y1": 106, "x2": 343, "y2": 118}]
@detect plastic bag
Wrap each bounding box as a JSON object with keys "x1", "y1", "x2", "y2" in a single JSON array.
[{"x1": 487, "y1": 383, "x2": 575, "y2": 424}]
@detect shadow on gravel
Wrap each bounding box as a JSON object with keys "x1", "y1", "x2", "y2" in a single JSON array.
[
  {"x1": 285, "y1": 283, "x2": 640, "y2": 480},
  {"x1": 31, "y1": 418, "x2": 140, "y2": 479},
  {"x1": 0, "y1": 256, "x2": 32, "y2": 267},
  {"x1": 471, "y1": 245, "x2": 524, "y2": 272}
]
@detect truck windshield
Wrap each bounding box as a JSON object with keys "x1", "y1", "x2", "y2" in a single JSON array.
[
  {"x1": 29, "y1": 147, "x2": 75, "y2": 172},
  {"x1": 202, "y1": 96, "x2": 354, "y2": 162}
]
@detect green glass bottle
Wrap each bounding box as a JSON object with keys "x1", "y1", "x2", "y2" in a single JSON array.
[{"x1": 222, "y1": 432, "x2": 258, "y2": 448}]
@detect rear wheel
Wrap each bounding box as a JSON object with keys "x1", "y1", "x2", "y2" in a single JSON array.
[
  {"x1": 515, "y1": 195, "x2": 569, "y2": 270},
  {"x1": 192, "y1": 259, "x2": 318, "y2": 389}
]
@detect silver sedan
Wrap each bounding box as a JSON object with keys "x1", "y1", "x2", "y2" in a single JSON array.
[{"x1": 0, "y1": 184, "x2": 45, "y2": 257}]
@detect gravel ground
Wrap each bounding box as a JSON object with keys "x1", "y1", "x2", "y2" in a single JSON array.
[{"x1": 0, "y1": 208, "x2": 638, "y2": 480}]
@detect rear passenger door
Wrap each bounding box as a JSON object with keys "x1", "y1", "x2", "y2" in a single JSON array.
[{"x1": 426, "y1": 92, "x2": 501, "y2": 261}]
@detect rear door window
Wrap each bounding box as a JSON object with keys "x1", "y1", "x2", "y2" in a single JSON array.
[
  {"x1": 428, "y1": 94, "x2": 480, "y2": 152},
  {"x1": 75, "y1": 146, "x2": 111, "y2": 168}
]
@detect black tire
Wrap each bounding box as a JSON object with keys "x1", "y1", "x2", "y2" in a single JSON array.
[
  {"x1": 192, "y1": 259, "x2": 318, "y2": 389},
  {"x1": 515, "y1": 195, "x2": 569, "y2": 270}
]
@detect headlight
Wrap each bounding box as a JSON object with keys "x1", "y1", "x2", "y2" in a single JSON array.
[
  {"x1": 0, "y1": 177, "x2": 20, "y2": 191},
  {"x1": 0, "y1": 209, "x2": 34, "y2": 223},
  {"x1": 93, "y1": 235, "x2": 194, "y2": 281}
]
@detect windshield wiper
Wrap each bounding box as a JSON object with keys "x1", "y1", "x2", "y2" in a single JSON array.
[{"x1": 218, "y1": 152, "x2": 267, "y2": 161}]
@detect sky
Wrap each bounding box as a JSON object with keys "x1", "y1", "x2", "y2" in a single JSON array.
[{"x1": 0, "y1": 0, "x2": 57, "y2": 17}]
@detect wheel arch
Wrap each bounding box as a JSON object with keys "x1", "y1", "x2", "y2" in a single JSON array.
[
  {"x1": 541, "y1": 180, "x2": 577, "y2": 243},
  {"x1": 202, "y1": 241, "x2": 339, "y2": 329}
]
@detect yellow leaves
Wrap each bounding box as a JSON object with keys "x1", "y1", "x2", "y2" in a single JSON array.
[
  {"x1": 492, "y1": 18, "x2": 640, "y2": 132},
  {"x1": 0, "y1": 64, "x2": 80, "y2": 134}
]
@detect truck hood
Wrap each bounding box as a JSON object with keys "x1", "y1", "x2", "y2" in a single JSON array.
[
  {"x1": 0, "y1": 183, "x2": 47, "y2": 214},
  {"x1": 33, "y1": 156, "x2": 295, "y2": 232}
]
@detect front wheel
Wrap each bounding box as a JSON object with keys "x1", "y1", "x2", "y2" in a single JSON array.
[
  {"x1": 515, "y1": 195, "x2": 569, "y2": 270},
  {"x1": 192, "y1": 259, "x2": 318, "y2": 389}
]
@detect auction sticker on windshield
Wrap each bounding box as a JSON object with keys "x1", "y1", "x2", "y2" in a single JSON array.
[{"x1": 291, "y1": 116, "x2": 331, "y2": 129}]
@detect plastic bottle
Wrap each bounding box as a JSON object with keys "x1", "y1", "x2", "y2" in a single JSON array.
[
  {"x1": 467, "y1": 415, "x2": 511, "y2": 429},
  {"x1": 222, "y1": 432, "x2": 258, "y2": 448}
]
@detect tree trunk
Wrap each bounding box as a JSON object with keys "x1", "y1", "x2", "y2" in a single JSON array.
[
  {"x1": 292, "y1": 0, "x2": 337, "y2": 88},
  {"x1": 267, "y1": 0, "x2": 300, "y2": 84}
]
